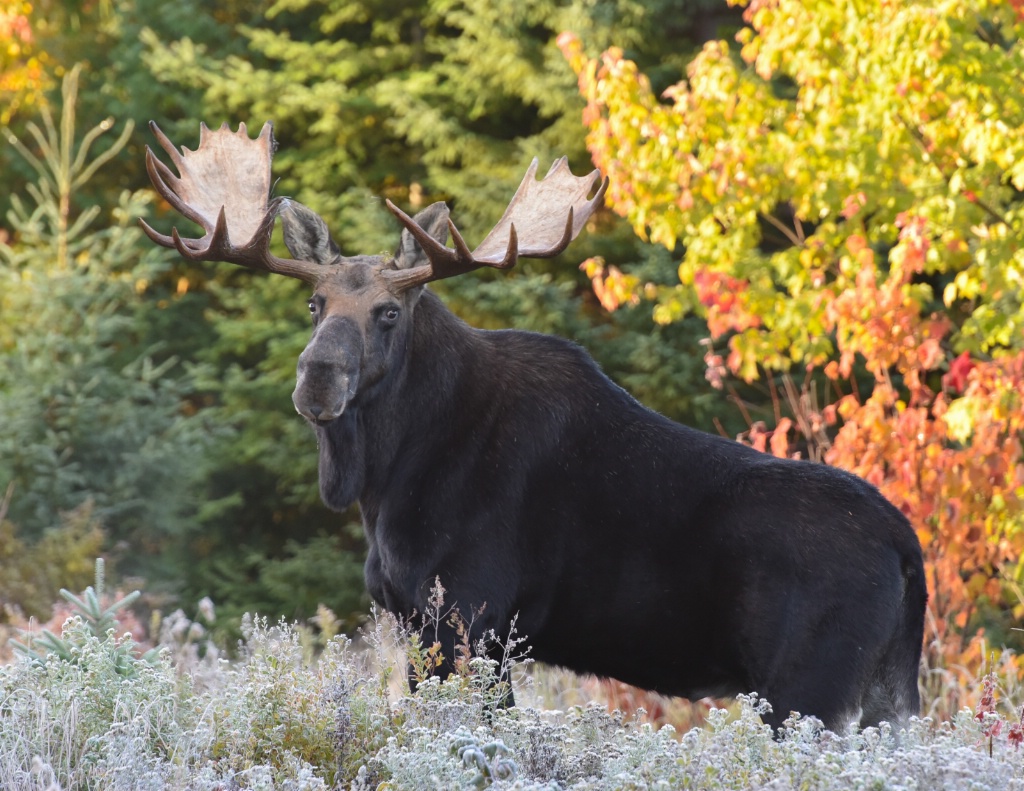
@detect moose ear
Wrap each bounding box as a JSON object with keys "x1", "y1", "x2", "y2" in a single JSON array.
[
  {"x1": 394, "y1": 201, "x2": 450, "y2": 270},
  {"x1": 279, "y1": 199, "x2": 342, "y2": 265}
]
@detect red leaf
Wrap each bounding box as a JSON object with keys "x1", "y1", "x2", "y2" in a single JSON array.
[{"x1": 943, "y1": 351, "x2": 975, "y2": 394}]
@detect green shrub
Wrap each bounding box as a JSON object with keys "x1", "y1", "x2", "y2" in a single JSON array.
[{"x1": 0, "y1": 498, "x2": 103, "y2": 622}]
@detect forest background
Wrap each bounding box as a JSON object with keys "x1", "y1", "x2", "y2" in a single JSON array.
[{"x1": 0, "y1": 0, "x2": 1022, "y2": 711}]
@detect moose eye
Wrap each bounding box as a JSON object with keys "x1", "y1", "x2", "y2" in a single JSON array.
[
  {"x1": 308, "y1": 300, "x2": 317, "y2": 315},
  {"x1": 380, "y1": 306, "x2": 401, "y2": 326}
]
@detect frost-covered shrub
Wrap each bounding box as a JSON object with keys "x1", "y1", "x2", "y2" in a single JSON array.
[
  {"x1": 0, "y1": 618, "x2": 196, "y2": 789},
  {"x1": 5, "y1": 605, "x2": 1024, "y2": 790}
]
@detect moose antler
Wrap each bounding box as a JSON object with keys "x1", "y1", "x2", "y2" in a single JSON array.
[
  {"x1": 139, "y1": 121, "x2": 322, "y2": 283},
  {"x1": 382, "y1": 157, "x2": 608, "y2": 290}
]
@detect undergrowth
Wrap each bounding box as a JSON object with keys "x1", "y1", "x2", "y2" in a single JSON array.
[{"x1": 3, "y1": 570, "x2": 1024, "y2": 789}]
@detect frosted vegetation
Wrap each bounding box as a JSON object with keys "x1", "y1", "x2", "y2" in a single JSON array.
[{"x1": 2, "y1": 567, "x2": 1024, "y2": 790}]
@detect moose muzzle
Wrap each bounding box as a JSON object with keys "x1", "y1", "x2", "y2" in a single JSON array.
[{"x1": 292, "y1": 316, "x2": 361, "y2": 424}]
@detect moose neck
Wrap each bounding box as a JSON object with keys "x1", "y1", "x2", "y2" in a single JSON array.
[{"x1": 313, "y1": 289, "x2": 474, "y2": 512}]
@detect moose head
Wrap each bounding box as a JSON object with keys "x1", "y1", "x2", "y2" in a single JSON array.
[{"x1": 139, "y1": 121, "x2": 607, "y2": 426}]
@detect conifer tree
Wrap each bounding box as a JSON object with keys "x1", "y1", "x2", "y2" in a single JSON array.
[
  {"x1": 5, "y1": 0, "x2": 739, "y2": 623},
  {"x1": 132, "y1": 0, "x2": 737, "y2": 621},
  {"x1": 0, "y1": 67, "x2": 209, "y2": 586}
]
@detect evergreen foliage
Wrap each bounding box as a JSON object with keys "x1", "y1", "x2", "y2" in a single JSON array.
[
  {"x1": 130, "y1": 0, "x2": 734, "y2": 620},
  {"x1": 2, "y1": 0, "x2": 737, "y2": 624},
  {"x1": 0, "y1": 66, "x2": 209, "y2": 591}
]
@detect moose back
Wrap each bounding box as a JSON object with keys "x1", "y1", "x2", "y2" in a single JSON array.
[{"x1": 141, "y1": 121, "x2": 926, "y2": 733}]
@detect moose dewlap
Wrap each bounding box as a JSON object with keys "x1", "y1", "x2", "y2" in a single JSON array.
[{"x1": 141, "y1": 121, "x2": 926, "y2": 733}]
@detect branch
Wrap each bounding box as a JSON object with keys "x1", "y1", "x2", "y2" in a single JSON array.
[
  {"x1": 0, "y1": 481, "x2": 13, "y2": 524},
  {"x1": 896, "y1": 112, "x2": 1008, "y2": 226},
  {"x1": 759, "y1": 210, "x2": 804, "y2": 249}
]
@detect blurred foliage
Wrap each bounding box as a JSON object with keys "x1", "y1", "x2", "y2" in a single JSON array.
[
  {"x1": 566, "y1": 0, "x2": 1024, "y2": 673},
  {"x1": 0, "y1": 1, "x2": 47, "y2": 124},
  {"x1": 1, "y1": 0, "x2": 741, "y2": 626},
  {"x1": 0, "y1": 66, "x2": 211, "y2": 585},
  {"x1": 0, "y1": 492, "x2": 103, "y2": 621}
]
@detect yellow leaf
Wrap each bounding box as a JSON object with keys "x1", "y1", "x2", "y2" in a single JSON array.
[{"x1": 943, "y1": 397, "x2": 974, "y2": 444}]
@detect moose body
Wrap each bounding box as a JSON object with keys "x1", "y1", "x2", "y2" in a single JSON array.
[
  {"x1": 142, "y1": 121, "x2": 926, "y2": 733},
  {"x1": 315, "y1": 288, "x2": 925, "y2": 729}
]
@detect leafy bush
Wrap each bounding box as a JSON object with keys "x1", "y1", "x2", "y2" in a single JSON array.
[{"x1": 563, "y1": 0, "x2": 1024, "y2": 680}]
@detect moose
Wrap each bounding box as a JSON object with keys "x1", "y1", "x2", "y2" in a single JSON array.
[{"x1": 141, "y1": 121, "x2": 926, "y2": 733}]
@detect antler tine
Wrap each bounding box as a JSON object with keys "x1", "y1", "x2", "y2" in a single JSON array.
[
  {"x1": 139, "y1": 196, "x2": 231, "y2": 257},
  {"x1": 383, "y1": 199, "x2": 516, "y2": 281},
  {"x1": 169, "y1": 205, "x2": 231, "y2": 261},
  {"x1": 383, "y1": 200, "x2": 462, "y2": 270},
  {"x1": 145, "y1": 144, "x2": 209, "y2": 231},
  {"x1": 138, "y1": 216, "x2": 175, "y2": 249},
  {"x1": 382, "y1": 157, "x2": 605, "y2": 291},
  {"x1": 446, "y1": 219, "x2": 477, "y2": 266},
  {"x1": 139, "y1": 120, "x2": 323, "y2": 284},
  {"x1": 149, "y1": 119, "x2": 187, "y2": 173}
]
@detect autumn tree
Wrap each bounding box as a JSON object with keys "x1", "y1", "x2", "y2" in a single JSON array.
[
  {"x1": 0, "y1": 1, "x2": 46, "y2": 124},
  {"x1": 564, "y1": 0, "x2": 1024, "y2": 691}
]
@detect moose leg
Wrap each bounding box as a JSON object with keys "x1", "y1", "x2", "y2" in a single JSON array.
[
  {"x1": 486, "y1": 639, "x2": 516, "y2": 709},
  {"x1": 757, "y1": 631, "x2": 869, "y2": 735},
  {"x1": 403, "y1": 611, "x2": 517, "y2": 709},
  {"x1": 857, "y1": 632, "x2": 922, "y2": 731}
]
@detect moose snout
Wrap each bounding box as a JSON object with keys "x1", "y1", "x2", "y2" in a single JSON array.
[
  {"x1": 292, "y1": 319, "x2": 361, "y2": 424},
  {"x1": 292, "y1": 364, "x2": 356, "y2": 423}
]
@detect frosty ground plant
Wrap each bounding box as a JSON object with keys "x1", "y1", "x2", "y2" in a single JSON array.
[{"x1": 4, "y1": 584, "x2": 1024, "y2": 789}]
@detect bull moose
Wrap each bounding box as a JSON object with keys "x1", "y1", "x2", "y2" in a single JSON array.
[{"x1": 141, "y1": 121, "x2": 926, "y2": 733}]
